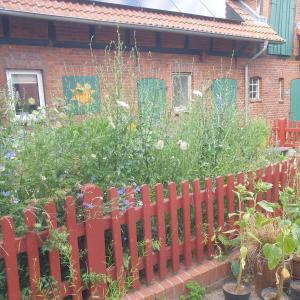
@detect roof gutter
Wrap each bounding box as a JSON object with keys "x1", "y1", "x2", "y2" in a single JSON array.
[
  {"x1": 0, "y1": 8, "x2": 283, "y2": 44},
  {"x1": 244, "y1": 40, "x2": 269, "y2": 121}
]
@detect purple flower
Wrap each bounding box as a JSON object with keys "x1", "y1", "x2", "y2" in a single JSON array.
[
  {"x1": 2, "y1": 191, "x2": 10, "y2": 197},
  {"x1": 6, "y1": 151, "x2": 16, "y2": 160},
  {"x1": 118, "y1": 188, "x2": 125, "y2": 196},
  {"x1": 90, "y1": 175, "x2": 97, "y2": 183},
  {"x1": 83, "y1": 202, "x2": 94, "y2": 209},
  {"x1": 77, "y1": 193, "x2": 84, "y2": 204},
  {"x1": 123, "y1": 236, "x2": 128, "y2": 241},
  {"x1": 121, "y1": 199, "x2": 129, "y2": 211}
]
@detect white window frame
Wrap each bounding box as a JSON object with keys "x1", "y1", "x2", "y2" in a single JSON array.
[
  {"x1": 249, "y1": 77, "x2": 260, "y2": 100},
  {"x1": 6, "y1": 69, "x2": 45, "y2": 120},
  {"x1": 172, "y1": 73, "x2": 192, "y2": 113}
]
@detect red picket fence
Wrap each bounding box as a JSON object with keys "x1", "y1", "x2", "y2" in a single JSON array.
[
  {"x1": 272, "y1": 118, "x2": 300, "y2": 147},
  {"x1": 0, "y1": 159, "x2": 297, "y2": 300}
]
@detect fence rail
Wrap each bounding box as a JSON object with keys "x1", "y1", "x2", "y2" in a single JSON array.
[
  {"x1": 0, "y1": 159, "x2": 297, "y2": 299},
  {"x1": 272, "y1": 118, "x2": 300, "y2": 147}
]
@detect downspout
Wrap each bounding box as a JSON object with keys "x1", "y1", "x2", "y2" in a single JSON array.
[{"x1": 244, "y1": 40, "x2": 268, "y2": 120}]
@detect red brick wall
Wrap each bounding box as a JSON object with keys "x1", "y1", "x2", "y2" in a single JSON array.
[{"x1": 0, "y1": 15, "x2": 299, "y2": 120}]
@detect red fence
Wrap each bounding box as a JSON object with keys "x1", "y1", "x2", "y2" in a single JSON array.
[
  {"x1": 272, "y1": 118, "x2": 300, "y2": 147},
  {"x1": 0, "y1": 159, "x2": 297, "y2": 300}
]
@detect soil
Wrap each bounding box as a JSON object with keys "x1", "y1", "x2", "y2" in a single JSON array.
[
  {"x1": 204, "y1": 286, "x2": 261, "y2": 300},
  {"x1": 223, "y1": 282, "x2": 251, "y2": 295}
]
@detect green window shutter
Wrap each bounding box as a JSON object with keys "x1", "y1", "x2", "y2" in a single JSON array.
[
  {"x1": 137, "y1": 78, "x2": 166, "y2": 123},
  {"x1": 268, "y1": 0, "x2": 296, "y2": 56}
]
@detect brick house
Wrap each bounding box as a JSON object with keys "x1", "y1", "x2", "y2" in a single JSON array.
[{"x1": 0, "y1": 0, "x2": 298, "y2": 121}]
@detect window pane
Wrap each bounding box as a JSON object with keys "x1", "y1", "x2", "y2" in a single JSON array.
[
  {"x1": 173, "y1": 75, "x2": 189, "y2": 108},
  {"x1": 11, "y1": 74, "x2": 40, "y2": 114}
]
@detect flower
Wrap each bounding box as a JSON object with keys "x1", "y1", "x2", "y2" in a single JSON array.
[
  {"x1": 128, "y1": 122, "x2": 137, "y2": 133},
  {"x1": 28, "y1": 97, "x2": 36, "y2": 105},
  {"x1": 6, "y1": 151, "x2": 16, "y2": 160},
  {"x1": 90, "y1": 175, "x2": 97, "y2": 183},
  {"x1": 11, "y1": 197, "x2": 20, "y2": 204},
  {"x1": 91, "y1": 154, "x2": 97, "y2": 159},
  {"x1": 116, "y1": 100, "x2": 129, "y2": 109},
  {"x1": 118, "y1": 188, "x2": 125, "y2": 196},
  {"x1": 121, "y1": 199, "x2": 129, "y2": 211},
  {"x1": 40, "y1": 176, "x2": 47, "y2": 181},
  {"x1": 155, "y1": 140, "x2": 164, "y2": 150},
  {"x1": 2, "y1": 191, "x2": 10, "y2": 197},
  {"x1": 0, "y1": 164, "x2": 5, "y2": 172},
  {"x1": 177, "y1": 140, "x2": 189, "y2": 151},
  {"x1": 135, "y1": 186, "x2": 141, "y2": 193},
  {"x1": 193, "y1": 90, "x2": 203, "y2": 97},
  {"x1": 83, "y1": 202, "x2": 94, "y2": 209}
]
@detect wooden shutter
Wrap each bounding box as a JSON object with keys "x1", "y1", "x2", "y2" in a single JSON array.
[{"x1": 268, "y1": 0, "x2": 296, "y2": 56}]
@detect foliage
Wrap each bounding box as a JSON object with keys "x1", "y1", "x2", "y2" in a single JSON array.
[{"x1": 179, "y1": 281, "x2": 205, "y2": 300}]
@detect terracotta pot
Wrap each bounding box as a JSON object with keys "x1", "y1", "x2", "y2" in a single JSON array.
[
  {"x1": 254, "y1": 257, "x2": 291, "y2": 297},
  {"x1": 292, "y1": 255, "x2": 300, "y2": 280},
  {"x1": 222, "y1": 281, "x2": 251, "y2": 300}
]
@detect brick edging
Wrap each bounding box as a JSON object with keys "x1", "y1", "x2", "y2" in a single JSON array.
[{"x1": 124, "y1": 251, "x2": 237, "y2": 299}]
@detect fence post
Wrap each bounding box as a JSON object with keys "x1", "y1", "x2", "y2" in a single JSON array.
[{"x1": 278, "y1": 118, "x2": 287, "y2": 147}]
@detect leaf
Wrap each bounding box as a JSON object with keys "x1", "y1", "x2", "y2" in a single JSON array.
[
  {"x1": 257, "y1": 200, "x2": 279, "y2": 212},
  {"x1": 231, "y1": 260, "x2": 239, "y2": 278},
  {"x1": 276, "y1": 234, "x2": 296, "y2": 256},
  {"x1": 263, "y1": 243, "x2": 282, "y2": 270},
  {"x1": 247, "y1": 231, "x2": 261, "y2": 244},
  {"x1": 240, "y1": 246, "x2": 248, "y2": 259}
]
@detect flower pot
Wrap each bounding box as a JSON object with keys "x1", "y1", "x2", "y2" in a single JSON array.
[
  {"x1": 254, "y1": 257, "x2": 291, "y2": 297},
  {"x1": 292, "y1": 255, "x2": 300, "y2": 280},
  {"x1": 290, "y1": 280, "x2": 300, "y2": 300},
  {"x1": 261, "y1": 287, "x2": 289, "y2": 300},
  {"x1": 222, "y1": 281, "x2": 251, "y2": 300}
]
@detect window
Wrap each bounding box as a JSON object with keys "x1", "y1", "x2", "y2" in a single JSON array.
[
  {"x1": 6, "y1": 70, "x2": 45, "y2": 117},
  {"x1": 249, "y1": 77, "x2": 260, "y2": 100},
  {"x1": 279, "y1": 78, "x2": 284, "y2": 101},
  {"x1": 172, "y1": 73, "x2": 191, "y2": 112}
]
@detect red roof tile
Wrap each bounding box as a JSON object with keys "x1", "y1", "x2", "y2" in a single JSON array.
[{"x1": 0, "y1": 0, "x2": 283, "y2": 43}]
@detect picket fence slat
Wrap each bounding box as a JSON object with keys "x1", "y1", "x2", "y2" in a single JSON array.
[
  {"x1": 168, "y1": 182, "x2": 180, "y2": 272},
  {"x1": 0, "y1": 159, "x2": 298, "y2": 299},
  {"x1": 182, "y1": 181, "x2": 192, "y2": 268},
  {"x1": 2, "y1": 217, "x2": 21, "y2": 300},
  {"x1": 44, "y1": 202, "x2": 62, "y2": 296},
  {"x1": 141, "y1": 184, "x2": 153, "y2": 283},
  {"x1": 192, "y1": 180, "x2": 204, "y2": 262},
  {"x1": 24, "y1": 209, "x2": 41, "y2": 300}
]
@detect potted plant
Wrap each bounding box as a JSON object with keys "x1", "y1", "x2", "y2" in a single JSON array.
[{"x1": 222, "y1": 181, "x2": 272, "y2": 300}]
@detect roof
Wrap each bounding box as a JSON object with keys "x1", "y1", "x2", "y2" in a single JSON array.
[{"x1": 0, "y1": 0, "x2": 284, "y2": 43}]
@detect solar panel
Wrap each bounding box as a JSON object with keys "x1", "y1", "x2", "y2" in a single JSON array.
[{"x1": 91, "y1": 0, "x2": 244, "y2": 22}]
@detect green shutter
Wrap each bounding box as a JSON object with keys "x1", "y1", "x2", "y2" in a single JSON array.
[
  {"x1": 268, "y1": 0, "x2": 296, "y2": 56},
  {"x1": 211, "y1": 78, "x2": 237, "y2": 107},
  {"x1": 137, "y1": 78, "x2": 166, "y2": 123}
]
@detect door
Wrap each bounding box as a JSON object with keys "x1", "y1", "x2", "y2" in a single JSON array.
[
  {"x1": 211, "y1": 78, "x2": 237, "y2": 108},
  {"x1": 137, "y1": 78, "x2": 166, "y2": 123},
  {"x1": 290, "y1": 79, "x2": 300, "y2": 121}
]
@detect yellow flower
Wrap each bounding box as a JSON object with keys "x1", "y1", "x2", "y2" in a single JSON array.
[
  {"x1": 128, "y1": 122, "x2": 137, "y2": 133},
  {"x1": 70, "y1": 83, "x2": 96, "y2": 106}
]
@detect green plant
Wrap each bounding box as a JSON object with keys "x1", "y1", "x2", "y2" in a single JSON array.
[{"x1": 179, "y1": 281, "x2": 205, "y2": 300}]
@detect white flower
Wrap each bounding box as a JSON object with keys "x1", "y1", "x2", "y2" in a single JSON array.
[
  {"x1": 155, "y1": 140, "x2": 164, "y2": 150},
  {"x1": 0, "y1": 164, "x2": 5, "y2": 172},
  {"x1": 177, "y1": 140, "x2": 189, "y2": 151},
  {"x1": 193, "y1": 90, "x2": 203, "y2": 97},
  {"x1": 12, "y1": 197, "x2": 20, "y2": 204},
  {"x1": 116, "y1": 100, "x2": 130, "y2": 109},
  {"x1": 40, "y1": 176, "x2": 47, "y2": 181},
  {"x1": 91, "y1": 154, "x2": 97, "y2": 159}
]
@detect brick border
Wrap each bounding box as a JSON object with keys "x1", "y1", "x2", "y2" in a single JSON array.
[{"x1": 124, "y1": 252, "x2": 237, "y2": 299}]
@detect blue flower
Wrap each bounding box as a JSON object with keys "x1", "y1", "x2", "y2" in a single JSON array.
[
  {"x1": 123, "y1": 199, "x2": 129, "y2": 206},
  {"x1": 83, "y1": 202, "x2": 94, "y2": 209},
  {"x1": 135, "y1": 186, "x2": 141, "y2": 193},
  {"x1": 6, "y1": 151, "x2": 16, "y2": 160},
  {"x1": 117, "y1": 188, "x2": 125, "y2": 196},
  {"x1": 90, "y1": 175, "x2": 97, "y2": 183},
  {"x1": 2, "y1": 191, "x2": 10, "y2": 197}
]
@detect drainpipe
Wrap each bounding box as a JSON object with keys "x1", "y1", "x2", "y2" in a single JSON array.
[{"x1": 244, "y1": 40, "x2": 268, "y2": 120}]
